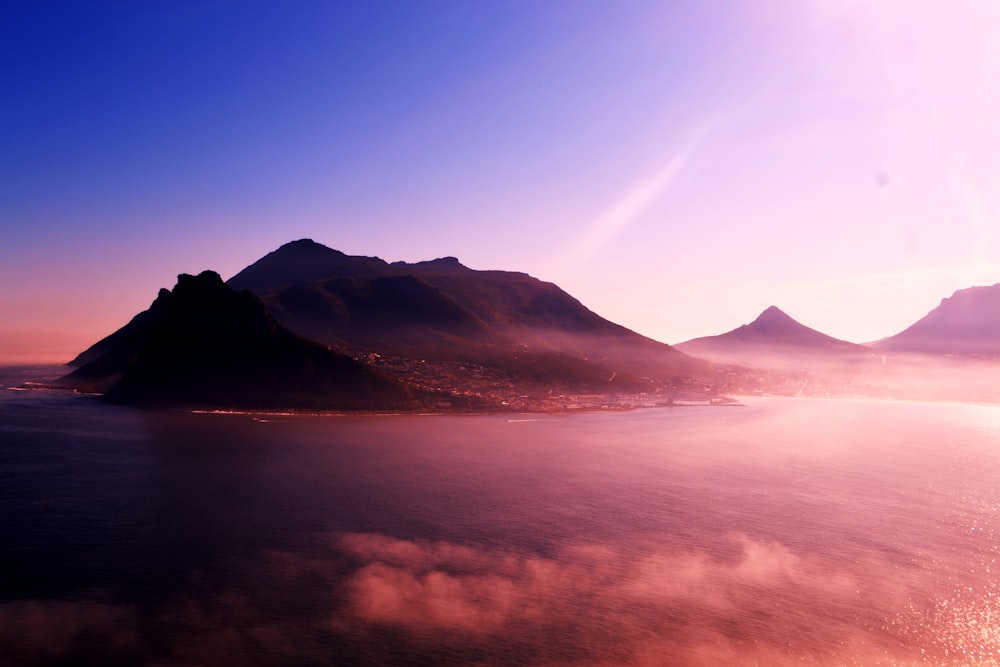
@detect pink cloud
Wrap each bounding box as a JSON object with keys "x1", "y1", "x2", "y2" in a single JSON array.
[
  {"x1": 5, "y1": 534, "x2": 991, "y2": 665},
  {"x1": 335, "y1": 532, "x2": 960, "y2": 665}
]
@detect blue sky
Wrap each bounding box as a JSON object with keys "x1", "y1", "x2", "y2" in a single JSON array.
[{"x1": 3, "y1": 1, "x2": 1000, "y2": 362}]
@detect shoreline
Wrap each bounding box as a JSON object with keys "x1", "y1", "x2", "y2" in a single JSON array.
[
  {"x1": 14, "y1": 363, "x2": 999, "y2": 416},
  {"x1": 1, "y1": 378, "x2": 743, "y2": 418}
]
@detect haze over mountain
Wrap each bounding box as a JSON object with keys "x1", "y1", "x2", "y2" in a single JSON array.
[
  {"x1": 56, "y1": 241, "x2": 1000, "y2": 407},
  {"x1": 65, "y1": 271, "x2": 419, "y2": 410},
  {"x1": 671, "y1": 300, "x2": 1000, "y2": 403},
  {"x1": 873, "y1": 283, "x2": 1000, "y2": 356},
  {"x1": 64, "y1": 241, "x2": 737, "y2": 411},
  {"x1": 226, "y1": 239, "x2": 710, "y2": 393},
  {"x1": 675, "y1": 306, "x2": 870, "y2": 364}
]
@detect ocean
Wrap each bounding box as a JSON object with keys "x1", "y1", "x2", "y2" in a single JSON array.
[{"x1": 2, "y1": 365, "x2": 1000, "y2": 665}]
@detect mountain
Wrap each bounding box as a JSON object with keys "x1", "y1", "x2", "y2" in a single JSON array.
[
  {"x1": 225, "y1": 239, "x2": 709, "y2": 392},
  {"x1": 675, "y1": 306, "x2": 869, "y2": 364},
  {"x1": 65, "y1": 271, "x2": 420, "y2": 410},
  {"x1": 873, "y1": 283, "x2": 1000, "y2": 355},
  {"x1": 67, "y1": 287, "x2": 172, "y2": 375}
]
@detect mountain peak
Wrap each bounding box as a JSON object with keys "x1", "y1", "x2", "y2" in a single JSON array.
[
  {"x1": 273, "y1": 238, "x2": 344, "y2": 257},
  {"x1": 228, "y1": 240, "x2": 387, "y2": 294},
  {"x1": 744, "y1": 305, "x2": 802, "y2": 335},
  {"x1": 176, "y1": 270, "x2": 224, "y2": 288},
  {"x1": 68, "y1": 271, "x2": 419, "y2": 410},
  {"x1": 753, "y1": 305, "x2": 792, "y2": 324},
  {"x1": 675, "y1": 304, "x2": 865, "y2": 357},
  {"x1": 172, "y1": 271, "x2": 234, "y2": 304}
]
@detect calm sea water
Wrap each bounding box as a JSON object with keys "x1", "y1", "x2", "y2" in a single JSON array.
[{"x1": 3, "y1": 366, "x2": 1000, "y2": 666}]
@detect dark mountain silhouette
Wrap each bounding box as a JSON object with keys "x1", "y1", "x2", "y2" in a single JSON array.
[
  {"x1": 65, "y1": 271, "x2": 420, "y2": 410},
  {"x1": 873, "y1": 283, "x2": 1000, "y2": 355},
  {"x1": 65, "y1": 240, "x2": 734, "y2": 410},
  {"x1": 227, "y1": 240, "x2": 391, "y2": 293},
  {"x1": 226, "y1": 239, "x2": 708, "y2": 390},
  {"x1": 270, "y1": 273, "x2": 491, "y2": 350},
  {"x1": 68, "y1": 287, "x2": 172, "y2": 376},
  {"x1": 675, "y1": 306, "x2": 869, "y2": 363}
]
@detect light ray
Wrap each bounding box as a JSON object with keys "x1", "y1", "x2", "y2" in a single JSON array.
[{"x1": 549, "y1": 121, "x2": 716, "y2": 280}]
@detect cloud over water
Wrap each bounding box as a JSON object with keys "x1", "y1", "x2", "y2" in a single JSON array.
[
  {"x1": 334, "y1": 532, "x2": 954, "y2": 666},
  {"x1": 3, "y1": 530, "x2": 998, "y2": 665}
]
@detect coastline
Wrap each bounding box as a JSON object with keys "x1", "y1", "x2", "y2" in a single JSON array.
[{"x1": 2, "y1": 364, "x2": 742, "y2": 417}]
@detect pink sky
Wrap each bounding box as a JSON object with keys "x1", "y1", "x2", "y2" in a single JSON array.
[{"x1": 2, "y1": 1, "x2": 999, "y2": 363}]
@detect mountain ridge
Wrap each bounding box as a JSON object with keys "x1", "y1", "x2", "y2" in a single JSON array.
[
  {"x1": 676, "y1": 305, "x2": 868, "y2": 357},
  {"x1": 873, "y1": 283, "x2": 1000, "y2": 355},
  {"x1": 226, "y1": 239, "x2": 709, "y2": 390},
  {"x1": 66, "y1": 271, "x2": 423, "y2": 410},
  {"x1": 61, "y1": 240, "x2": 1000, "y2": 407},
  {"x1": 65, "y1": 241, "x2": 729, "y2": 411}
]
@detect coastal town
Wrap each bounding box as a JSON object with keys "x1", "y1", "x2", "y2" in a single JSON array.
[{"x1": 348, "y1": 350, "x2": 741, "y2": 412}]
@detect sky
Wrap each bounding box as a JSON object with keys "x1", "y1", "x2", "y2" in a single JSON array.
[{"x1": 3, "y1": 0, "x2": 1000, "y2": 363}]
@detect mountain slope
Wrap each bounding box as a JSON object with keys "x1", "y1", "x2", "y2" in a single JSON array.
[
  {"x1": 65, "y1": 271, "x2": 420, "y2": 410},
  {"x1": 675, "y1": 306, "x2": 869, "y2": 363},
  {"x1": 227, "y1": 239, "x2": 708, "y2": 387},
  {"x1": 874, "y1": 283, "x2": 1000, "y2": 355},
  {"x1": 67, "y1": 287, "x2": 172, "y2": 376},
  {"x1": 228, "y1": 240, "x2": 632, "y2": 338},
  {"x1": 227, "y1": 239, "x2": 390, "y2": 294}
]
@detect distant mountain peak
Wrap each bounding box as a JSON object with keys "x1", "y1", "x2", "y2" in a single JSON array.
[
  {"x1": 752, "y1": 305, "x2": 794, "y2": 326},
  {"x1": 675, "y1": 304, "x2": 866, "y2": 359},
  {"x1": 740, "y1": 305, "x2": 823, "y2": 336}
]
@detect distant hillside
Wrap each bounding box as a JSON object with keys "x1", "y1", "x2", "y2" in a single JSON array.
[
  {"x1": 65, "y1": 271, "x2": 420, "y2": 410},
  {"x1": 227, "y1": 239, "x2": 709, "y2": 390},
  {"x1": 675, "y1": 306, "x2": 870, "y2": 364},
  {"x1": 873, "y1": 283, "x2": 1000, "y2": 355}
]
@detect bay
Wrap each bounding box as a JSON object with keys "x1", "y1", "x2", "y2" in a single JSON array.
[{"x1": 2, "y1": 366, "x2": 1000, "y2": 665}]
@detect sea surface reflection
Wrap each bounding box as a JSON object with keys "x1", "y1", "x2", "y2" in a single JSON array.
[{"x1": 2, "y1": 367, "x2": 1000, "y2": 665}]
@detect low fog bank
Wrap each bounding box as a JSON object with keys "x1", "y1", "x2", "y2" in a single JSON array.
[
  {"x1": 4, "y1": 530, "x2": 992, "y2": 666},
  {"x1": 701, "y1": 348, "x2": 1000, "y2": 403}
]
